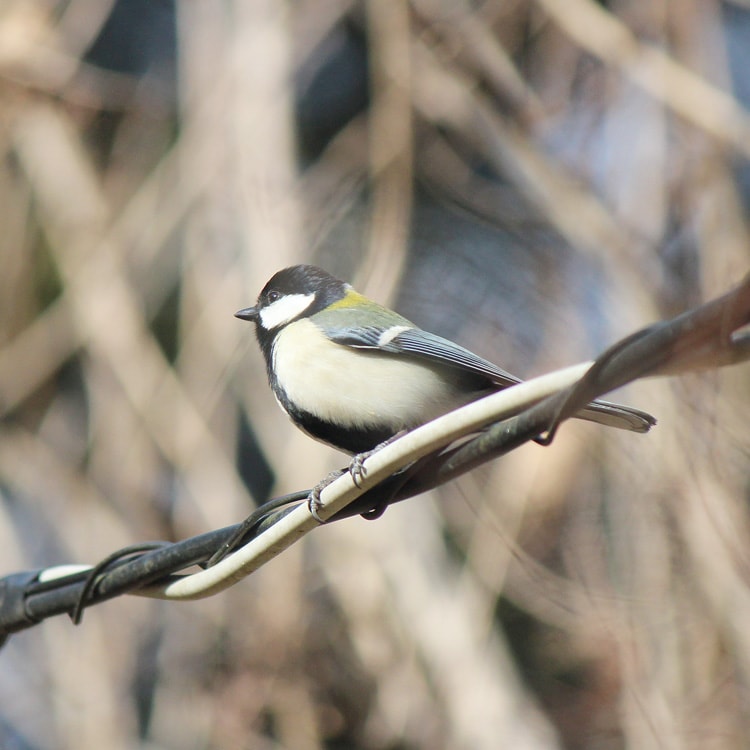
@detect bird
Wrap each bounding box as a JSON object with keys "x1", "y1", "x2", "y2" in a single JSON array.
[{"x1": 235, "y1": 265, "x2": 655, "y2": 475}]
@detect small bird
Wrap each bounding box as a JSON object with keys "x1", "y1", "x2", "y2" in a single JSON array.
[{"x1": 236, "y1": 265, "x2": 655, "y2": 464}]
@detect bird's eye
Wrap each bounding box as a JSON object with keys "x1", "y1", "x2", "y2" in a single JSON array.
[{"x1": 267, "y1": 290, "x2": 281, "y2": 303}]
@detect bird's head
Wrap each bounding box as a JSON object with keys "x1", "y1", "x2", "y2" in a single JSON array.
[{"x1": 235, "y1": 265, "x2": 349, "y2": 333}]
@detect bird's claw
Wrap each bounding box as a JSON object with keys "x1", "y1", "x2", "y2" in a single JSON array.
[
  {"x1": 348, "y1": 430, "x2": 407, "y2": 488},
  {"x1": 308, "y1": 431, "x2": 408, "y2": 522},
  {"x1": 307, "y1": 468, "x2": 346, "y2": 523},
  {"x1": 308, "y1": 485, "x2": 325, "y2": 523},
  {"x1": 349, "y1": 453, "x2": 368, "y2": 487}
]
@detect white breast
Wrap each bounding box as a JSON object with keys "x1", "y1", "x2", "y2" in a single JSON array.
[{"x1": 272, "y1": 319, "x2": 470, "y2": 429}]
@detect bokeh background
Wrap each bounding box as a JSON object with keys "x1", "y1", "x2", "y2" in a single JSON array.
[{"x1": 0, "y1": 1, "x2": 749, "y2": 748}]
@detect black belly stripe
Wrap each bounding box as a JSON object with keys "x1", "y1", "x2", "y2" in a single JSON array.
[
  {"x1": 288, "y1": 407, "x2": 395, "y2": 454},
  {"x1": 271, "y1": 382, "x2": 395, "y2": 453}
]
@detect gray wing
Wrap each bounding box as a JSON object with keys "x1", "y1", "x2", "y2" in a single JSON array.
[
  {"x1": 325, "y1": 324, "x2": 521, "y2": 388},
  {"x1": 324, "y1": 324, "x2": 656, "y2": 433}
]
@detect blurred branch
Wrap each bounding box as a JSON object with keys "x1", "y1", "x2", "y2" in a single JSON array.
[
  {"x1": 411, "y1": 0, "x2": 542, "y2": 124},
  {"x1": 536, "y1": 0, "x2": 750, "y2": 156},
  {"x1": 410, "y1": 35, "x2": 665, "y2": 316},
  {"x1": 356, "y1": 0, "x2": 413, "y2": 304},
  {"x1": 11, "y1": 104, "x2": 253, "y2": 530}
]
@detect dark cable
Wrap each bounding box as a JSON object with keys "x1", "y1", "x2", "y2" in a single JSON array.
[{"x1": 70, "y1": 542, "x2": 171, "y2": 625}]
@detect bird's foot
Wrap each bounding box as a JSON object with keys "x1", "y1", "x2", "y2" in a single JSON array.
[
  {"x1": 349, "y1": 453, "x2": 368, "y2": 488},
  {"x1": 348, "y1": 430, "x2": 408, "y2": 488},
  {"x1": 308, "y1": 431, "x2": 408, "y2": 522},
  {"x1": 308, "y1": 468, "x2": 347, "y2": 523}
]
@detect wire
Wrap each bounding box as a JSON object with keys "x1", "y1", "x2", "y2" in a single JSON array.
[
  {"x1": 206, "y1": 490, "x2": 309, "y2": 566},
  {"x1": 70, "y1": 542, "x2": 172, "y2": 625},
  {"x1": 0, "y1": 495, "x2": 306, "y2": 638},
  {"x1": 0, "y1": 272, "x2": 747, "y2": 642}
]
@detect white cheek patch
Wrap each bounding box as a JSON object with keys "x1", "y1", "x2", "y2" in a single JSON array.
[{"x1": 259, "y1": 293, "x2": 315, "y2": 330}]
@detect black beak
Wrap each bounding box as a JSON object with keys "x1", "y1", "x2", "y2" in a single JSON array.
[{"x1": 235, "y1": 306, "x2": 259, "y2": 322}]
